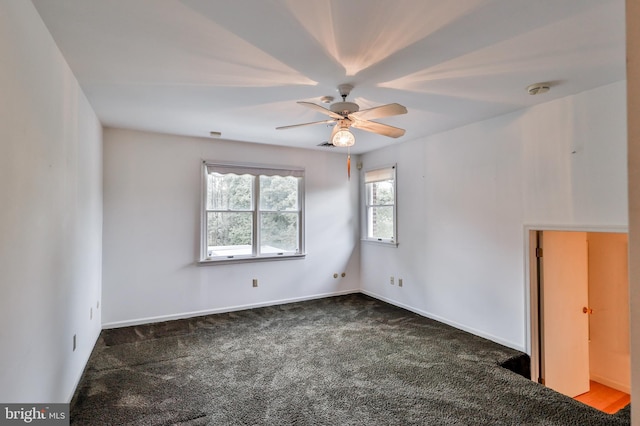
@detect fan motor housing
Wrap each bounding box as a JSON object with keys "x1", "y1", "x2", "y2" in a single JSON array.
[{"x1": 330, "y1": 101, "x2": 359, "y2": 115}]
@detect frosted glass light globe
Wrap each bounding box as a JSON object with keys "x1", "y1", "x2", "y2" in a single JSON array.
[{"x1": 332, "y1": 129, "x2": 355, "y2": 147}]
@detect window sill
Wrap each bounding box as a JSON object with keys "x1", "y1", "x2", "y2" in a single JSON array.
[
  {"x1": 197, "y1": 253, "x2": 306, "y2": 266},
  {"x1": 361, "y1": 239, "x2": 398, "y2": 248}
]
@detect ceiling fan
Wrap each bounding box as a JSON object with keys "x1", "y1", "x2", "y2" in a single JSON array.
[{"x1": 276, "y1": 84, "x2": 407, "y2": 147}]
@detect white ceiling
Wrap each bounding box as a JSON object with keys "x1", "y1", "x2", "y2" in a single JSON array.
[{"x1": 31, "y1": 0, "x2": 625, "y2": 154}]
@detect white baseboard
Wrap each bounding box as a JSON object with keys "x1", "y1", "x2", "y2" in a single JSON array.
[
  {"x1": 360, "y1": 289, "x2": 525, "y2": 352},
  {"x1": 102, "y1": 289, "x2": 525, "y2": 354},
  {"x1": 102, "y1": 289, "x2": 360, "y2": 329},
  {"x1": 590, "y1": 373, "x2": 630, "y2": 394}
]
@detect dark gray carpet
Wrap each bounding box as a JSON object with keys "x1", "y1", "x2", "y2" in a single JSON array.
[{"x1": 71, "y1": 294, "x2": 630, "y2": 425}]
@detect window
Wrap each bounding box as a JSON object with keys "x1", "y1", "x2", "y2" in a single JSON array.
[
  {"x1": 364, "y1": 165, "x2": 396, "y2": 244},
  {"x1": 201, "y1": 162, "x2": 304, "y2": 262}
]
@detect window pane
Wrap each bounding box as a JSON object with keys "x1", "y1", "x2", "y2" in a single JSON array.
[
  {"x1": 368, "y1": 206, "x2": 394, "y2": 239},
  {"x1": 206, "y1": 173, "x2": 253, "y2": 210},
  {"x1": 367, "y1": 180, "x2": 394, "y2": 205},
  {"x1": 260, "y1": 175, "x2": 299, "y2": 211},
  {"x1": 206, "y1": 212, "x2": 252, "y2": 257},
  {"x1": 260, "y1": 212, "x2": 298, "y2": 253}
]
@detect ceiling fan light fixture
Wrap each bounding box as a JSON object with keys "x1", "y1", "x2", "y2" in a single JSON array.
[
  {"x1": 332, "y1": 128, "x2": 355, "y2": 147},
  {"x1": 276, "y1": 84, "x2": 407, "y2": 145}
]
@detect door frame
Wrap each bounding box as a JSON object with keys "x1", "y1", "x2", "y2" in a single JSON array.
[{"x1": 524, "y1": 224, "x2": 628, "y2": 384}]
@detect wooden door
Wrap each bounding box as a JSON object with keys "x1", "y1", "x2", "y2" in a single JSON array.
[{"x1": 541, "y1": 231, "x2": 590, "y2": 397}]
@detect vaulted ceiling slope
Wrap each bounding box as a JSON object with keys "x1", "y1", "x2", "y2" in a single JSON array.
[{"x1": 32, "y1": 0, "x2": 625, "y2": 154}]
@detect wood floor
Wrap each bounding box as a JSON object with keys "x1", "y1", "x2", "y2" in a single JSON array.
[{"x1": 574, "y1": 381, "x2": 630, "y2": 414}]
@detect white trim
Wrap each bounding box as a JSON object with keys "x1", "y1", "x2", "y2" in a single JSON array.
[
  {"x1": 197, "y1": 253, "x2": 306, "y2": 265},
  {"x1": 363, "y1": 163, "x2": 397, "y2": 243},
  {"x1": 102, "y1": 288, "x2": 526, "y2": 354},
  {"x1": 102, "y1": 289, "x2": 359, "y2": 329},
  {"x1": 201, "y1": 160, "x2": 306, "y2": 262},
  {"x1": 523, "y1": 228, "x2": 534, "y2": 355},
  {"x1": 361, "y1": 289, "x2": 525, "y2": 352},
  {"x1": 361, "y1": 238, "x2": 398, "y2": 247},
  {"x1": 523, "y1": 224, "x2": 628, "y2": 233},
  {"x1": 589, "y1": 373, "x2": 630, "y2": 394}
]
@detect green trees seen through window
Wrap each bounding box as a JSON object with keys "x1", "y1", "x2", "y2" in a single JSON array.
[{"x1": 205, "y1": 171, "x2": 301, "y2": 257}]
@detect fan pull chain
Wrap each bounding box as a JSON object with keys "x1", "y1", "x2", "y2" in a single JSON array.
[{"x1": 347, "y1": 147, "x2": 351, "y2": 180}]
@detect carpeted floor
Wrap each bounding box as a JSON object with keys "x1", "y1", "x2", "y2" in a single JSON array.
[{"x1": 71, "y1": 294, "x2": 630, "y2": 425}]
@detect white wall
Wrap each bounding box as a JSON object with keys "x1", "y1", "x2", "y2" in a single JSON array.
[
  {"x1": 361, "y1": 81, "x2": 627, "y2": 351},
  {"x1": 0, "y1": 0, "x2": 633, "y2": 410},
  {"x1": 102, "y1": 128, "x2": 360, "y2": 326},
  {"x1": 0, "y1": 1, "x2": 103, "y2": 403}
]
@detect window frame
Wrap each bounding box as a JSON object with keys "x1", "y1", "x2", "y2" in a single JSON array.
[
  {"x1": 199, "y1": 161, "x2": 305, "y2": 264},
  {"x1": 363, "y1": 164, "x2": 398, "y2": 247}
]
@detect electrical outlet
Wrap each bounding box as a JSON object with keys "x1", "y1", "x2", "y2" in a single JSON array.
[
  {"x1": 390, "y1": 276, "x2": 395, "y2": 285},
  {"x1": 398, "y1": 279, "x2": 403, "y2": 287},
  {"x1": 252, "y1": 279, "x2": 258, "y2": 287},
  {"x1": 73, "y1": 334, "x2": 77, "y2": 352}
]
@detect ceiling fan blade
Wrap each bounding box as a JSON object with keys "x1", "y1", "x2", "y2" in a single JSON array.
[
  {"x1": 276, "y1": 119, "x2": 335, "y2": 130},
  {"x1": 349, "y1": 103, "x2": 407, "y2": 121},
  {"x1": 351, "y1": 120, "x2": 406, "y2": 138},
  {"x1": 329, "y1": 122, "x2": 340, "y2": 140},
  {"x1": 298, "y1": 101, "x2": 344, "y2": 120}
]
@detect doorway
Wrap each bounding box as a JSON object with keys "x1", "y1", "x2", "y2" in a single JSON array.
[{"x1": 528, "y1": 229, "x2": 630, "y2": 413}]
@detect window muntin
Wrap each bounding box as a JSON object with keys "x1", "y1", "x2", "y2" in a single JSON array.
[
  {"x1": 202, "y1": 163, "x2": 304, "y2": 262},
  {"x1": 364, "y1": 165, "x2": 396, "y2": 244}
]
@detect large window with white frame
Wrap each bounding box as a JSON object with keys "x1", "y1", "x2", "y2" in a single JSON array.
[
  {"x1": 364, "y1": 165, "x2": 397, "y2": 245},
  {"x1": 201, "y1": 162, "x2": 305, "y2": 262}
]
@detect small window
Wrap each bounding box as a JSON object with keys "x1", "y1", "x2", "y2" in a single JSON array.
[
  {"x1": 201, "y1": 162, "x2": 304, "y2": 263},
  {"x1": 364, "y1": 165, "x2": 396, "y2": 244}
]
